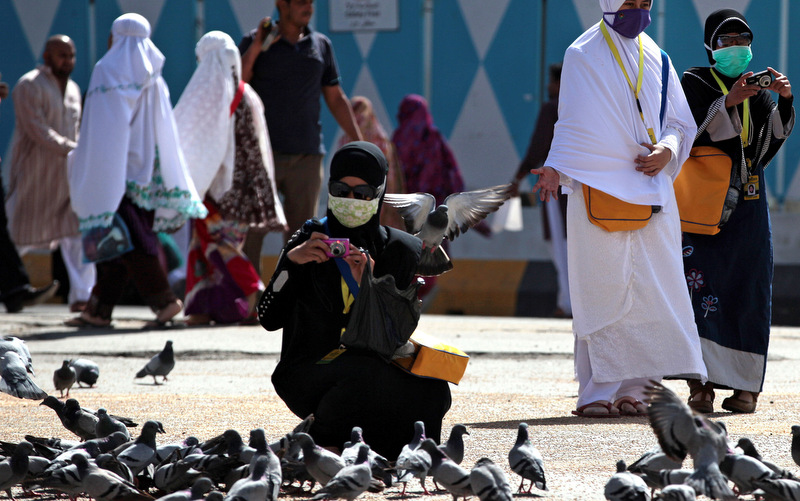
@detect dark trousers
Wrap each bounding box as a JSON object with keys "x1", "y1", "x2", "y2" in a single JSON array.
[
  {"x1": 273, "y1": 351, "x2": 452, "y2": 458},
  {"x1": 0, "y1": 179, "x2": 30, "y2": 301}
]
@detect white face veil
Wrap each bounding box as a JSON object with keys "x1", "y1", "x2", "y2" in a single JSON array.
[{"x1": 174, "y1": 31, "x2": 241, "y2": 201}]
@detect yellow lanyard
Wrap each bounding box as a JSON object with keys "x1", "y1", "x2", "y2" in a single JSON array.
[
  {"x1": 709, "y1": 68, "x2": 751, "y2": 148},
  {"x1": 600, "y1": 21, "x2": 657, "y2": 144},
  {"x1": 340, "y1": 277, "x2": 354, "y2": 314}
]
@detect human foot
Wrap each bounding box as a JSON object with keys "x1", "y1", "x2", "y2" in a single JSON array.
[{"x1": 572, "y1": 401, "x2": 621, "y2": 418}]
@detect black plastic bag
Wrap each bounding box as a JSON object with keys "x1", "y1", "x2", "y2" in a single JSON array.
[{"x1": 339, "y1": 258, "x2": 422, "y2": 361}]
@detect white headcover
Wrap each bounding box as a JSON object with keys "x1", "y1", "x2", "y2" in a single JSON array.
[
  {"x1": 68, "y1": 13, "x2": 206, "y2": 231},
  {"x1": 545, "y1": 0, "x2": 698, "y2": 207},
  {"x1": 174, "y1": 31, "x2": 240, "y2": 201}
]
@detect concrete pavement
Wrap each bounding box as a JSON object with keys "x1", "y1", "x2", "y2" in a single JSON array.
[{"x1": 1, "y1": 304, "x2": 799, "y2": 500}]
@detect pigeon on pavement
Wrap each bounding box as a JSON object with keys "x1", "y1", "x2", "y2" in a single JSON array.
[
  {"x1": 311, "y1": 444, "x2": 372, "y2": 501},
  {"x1": 627, "y1": 446, "x2": 684, "y2": 474},
  {"x1": 155, "y1": 476, "x2": 213, "y2": 501},
  {"x1": 383, "y1": 185, "x2": 511, "y2": 276},
  {"x1": 469, "y1": 457, "x2": 513, "y2": 501},
  {"x1": 96, "y1": 408, "x2": 132, "y2": 440},
  {"x1": 0, "y1": 441, "x2": 33, "y2": 499},
  {"x1": 508, "y1": 422, "x2": 547, "y2": 493},
  {"x1": 224, "y1": 454, "x2": 280, "y2": 501},
  {"x1": 642, "y1": 468, "x2": 693, "y2": 491},
  {"x1": 63, "y1": 397, "x2": 100, "y2": 440},
  {"x1": 439, "y1": 424, "x2": 469, "y2": 465},
  {"x1": 395, "y1": 420, "x2": 426, "y2": 492},
  {"x1": 654, "y1": 484, "x2": 696, "y2": 501},
  {"x1": 135, "y1": 340, "x2": 175, "y2": 384},
  {"x1": 69, "y1": 358, "x2": 100, "y2": 387},
  {"x1": 291, "y1": 432, "x2": 345, "y2": 485},
  {"x1": 419, "y1": 439, "x2": 472, "y2": 501},
  {"x1": 0, "y1": 351, "x2": 47, "y2": 400},
  {"x1": 604, "y1": 460, "x2": 649, "y2": 501},
  {"x1": 719, "y1": 453, "x2": 776, "y2": 495},
  {"x1": 70, "y1": 453, "x2": 154, "y2": 501},
  {"x1": 792, "y1": 425, "x2": 800, "y2": 468},
  {"x1": 341, "y1": 427, "x2": 392, "y2": 488},
  {"x1": 736, "y1": 436, "x2": 798, "y2": 480},
  {"x1": 52, "y1": 360, "x2": 76, "y2": 398},
  {"x1": 645, "y1": 381, "x2": 735, "y2": 500},
  {"x1": 752, "y1": 476, "x2": 800, "y2": 501},
  {"x1": 115, "y1": 420, "x2": 165, "y2": 477}
]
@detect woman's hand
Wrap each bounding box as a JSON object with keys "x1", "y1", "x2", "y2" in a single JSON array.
[
  {"x1": 343, "y1": 244, "x2": 373, "y2": 285},
  {"x1": 287, "y1": 232, "x2": 332, "y2": 264},
  {"x1": 725, "y1": 72, "x2": 760, "y2": 108},
  {"x1": 767, "y1": 67, "x2": 793, "y2": 99},
  {"x1": 635, "y1": 143, "x2": 672, "y2": 177},
  {"x1": 530, "y1": 166, "x2": 560, "y2": 202}
]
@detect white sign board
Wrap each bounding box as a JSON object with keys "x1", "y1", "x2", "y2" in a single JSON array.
[{"x1": 329, "y1": 0, "x2": 399, "y2": 32}]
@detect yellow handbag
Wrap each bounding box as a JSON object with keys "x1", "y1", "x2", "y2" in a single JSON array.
[
  {"x1": 393, "y1": 331, "x2": 469, "y2": 385},
  {"x1": 674, "y1": 146, "x2": 735, "y2": 235},
  {"x1": 582, "y1": 184, "x2": 657, "y2": 232}
]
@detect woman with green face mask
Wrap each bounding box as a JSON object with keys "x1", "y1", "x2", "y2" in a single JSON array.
[{"x1": 680, "y1": 9, "x2": 794, "y2": 414}]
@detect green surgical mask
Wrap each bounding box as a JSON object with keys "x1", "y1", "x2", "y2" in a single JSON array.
[
  {"x1": 328, "y1": 195, "x2": 379, "y2": 228},
  {"x1": 712, "y1": 45, "x2": 752, "y2": 78}
]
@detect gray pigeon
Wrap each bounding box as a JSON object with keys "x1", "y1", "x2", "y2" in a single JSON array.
[
  {"x1": 439, "y1": 424, "x2": 469, "y2": 465},
  {"x1": 311, "y1": 444, "x2": 372, "y2": 501},
  {"x1": 792, "y1": 425, "x2": 800, "y2": 468},
  {"x1": 737, "y1": 437, "x2": 798, "y2": 480},
  {"x1": 73, "y1": 431, "x2": 130, "y2": 457},
  {"x1": 627, "y1": 447, "x2": 684, "y2": 474},
  {"x1": 0, "y1": 441, "x2": 33, "y2": 499},
  {"x1": 269, "y1": 414, "x2": 314, "y2": 454},
  {"x1": 96, "y1": 453, "x2": 135, "y2": 483},
  {"x1": 469, "y1": 457, "x2": 513, "y2": 501},
  {"x1": 383, "y1": 185, "x2": 511, "y2": 276},
  {"x1": 155, "y1": 475, "x2": 212, "y2": 501},
  {"x1": 135, "y1": 340, "x2": 175, "y2": 384},
  {"x1": 115, "y1": 420, "x2": 165, "y2": 477},
  {"x1": 62, "y1": 397, "x2": 100, "y2": 440},
  {"x1": 96, "y1": 408, "x2": 131, "y2": 440},
  {"x1": 224, "y1": 454, "x2": 281, "y2": 501},
  {"x1": 395, "y1": 420, "x2": 426, "y2": 493},
  {"x1": 508, "y1": 422, "x2": 547, "y2": 493},
  {"x1": 0, "y1": 336, "x2": 34, "y2": 375},
  {"x1": 70, "y1": 454, "x2": 153, "y2": 501},
  {"x1": 341, "y1": 427, "x2": 392, "y2": 488},
  {"x1": 53, "y1": 359, "x2": 76, "y2": 398},
  {"x1": 419, "y1": 439, "x2": 472, "y2": 501},
  {"x1": 719, "y1": 453, "x2": 776, "y2": 495},
  {"x1": 0, "y1": 351, "x2": 47, "y2": 400},
  {"x1": 69, "y1": 358, "x2": 100, "y2": 387},
  {"x1": 752, "y1": 476, "x2": 800, "y2": 500},
  {"x1": 645, "y1": 381, "x2": 735, "y2": 500},
  {"x1": 654, "y1": 484, "x2": 696, "y2": 501},
  {"x1": 604, "y1": 460, "x2": 650, "y2": 501},
  {"x1": 153, "y1": 458, "x2": 201, "y2": 492},
  {"x1": 292, "y1": 432, "x2": 345, "y2": 485},
  {"x1": 642, "y1": 468, "x2": 693, "y2": 491}
]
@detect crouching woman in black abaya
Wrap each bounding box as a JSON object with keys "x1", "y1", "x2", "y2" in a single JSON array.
[{"x1": 257, "y1": 141, "x2": 451, "y2": 458}]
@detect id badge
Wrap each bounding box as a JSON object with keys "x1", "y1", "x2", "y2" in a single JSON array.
[{"x1": 744, "y1": 175, "x2": 759, "y2": 200}]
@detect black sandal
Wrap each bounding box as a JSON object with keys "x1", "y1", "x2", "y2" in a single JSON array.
[{"x1": 687, "y1": 379, "x2": 715, "y2": 414}]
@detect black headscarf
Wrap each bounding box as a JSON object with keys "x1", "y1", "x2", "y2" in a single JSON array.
[
  {"x1": 704, "y1": 9, "x2": 753, "y2": 64},
  {"x1": 325, "y1": 141, "x2": 388, "y2": 256}
]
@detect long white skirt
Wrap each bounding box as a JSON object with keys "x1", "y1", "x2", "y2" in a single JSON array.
[{"x1": 567, "y1": 185, "x2": 707, "y2": 384}]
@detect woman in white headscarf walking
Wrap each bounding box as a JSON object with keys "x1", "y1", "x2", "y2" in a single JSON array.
[
  {"x1": 65, "y1": 13, "x2": 207, "y2": 328},
  {"x1": 532, "y1": 0, "x2": 707, "y2": 417},
  {"x1": 174, "y1": 31, "x2": 287, "y2": 325}
]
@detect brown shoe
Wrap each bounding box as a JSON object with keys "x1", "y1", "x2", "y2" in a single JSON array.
[
  {"x1": 687, "y1": 379, "x2": 715, "y2": 414},
  {"x1": 721, "y1": 390, "x2": 759, "y2": 413}
]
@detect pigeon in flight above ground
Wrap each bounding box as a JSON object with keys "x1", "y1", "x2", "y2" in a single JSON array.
[
  {"x1": 135, "y1": 340, "x2": 175, "y2": 384},
  {"x1": 69, "y1": 358, "x2": 100, "y2": 387},
  {"x1": 383, "y1": 185, "x2": 511, "y2": 276},
  {"x1": 508, "y1": 422, "x2": 547, "y2": 493},
  {"x1": 0, "y1": 351, "x2": 47, "y2": 400},
  {"x1": 53, "y1": 360, "x2": 76, "y2": 398}
]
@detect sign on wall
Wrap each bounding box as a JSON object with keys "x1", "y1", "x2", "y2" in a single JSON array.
[{"x1": 329, "y1": 0, "x2": 399, "y2": 32}]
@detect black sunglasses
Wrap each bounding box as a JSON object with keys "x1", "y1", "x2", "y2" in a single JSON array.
[{"x1": 329, "y1": 181, "x2": 378, "y2": 201}]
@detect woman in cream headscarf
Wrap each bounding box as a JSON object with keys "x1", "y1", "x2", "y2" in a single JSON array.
[
  {"x1": 532, "y1": 0, "x2": 707, "y2": 417},
  {"x1": 174, "y1": 31, "x2": 286, "y2": 325},
  {"x1": 66, "y1": 13, "x2": 207, "y2": 328}
]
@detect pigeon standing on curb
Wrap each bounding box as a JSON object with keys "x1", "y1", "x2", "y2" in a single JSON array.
[
  {"x1": 53, "y1": 360, "x2": 76, "y2": 398},
  {"x1": 70, "y1": 358, "x2": 100, "y2": 387},
  {"x1": 604, "y1": 460, "x2": 649, "y2": 501},
  {"x1": 135, "y1": 340, "x2": 175, "y2": 384},
  {"x1": 383, "y1": 185, "x2": 511, "y2": 276},
  {"x1": 469, "y1": 457, "x2": 513, "y2": 501},
  {"x1": 508, "y1": 422, "x2": 547, "y2": 493},
  {"x1": 0, "y1": 351, "x2": 47, "y2": 400}
]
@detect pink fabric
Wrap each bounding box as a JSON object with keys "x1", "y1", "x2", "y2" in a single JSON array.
[{"x1": 391, "y1": 94, "x2": 464, "y2": 205}]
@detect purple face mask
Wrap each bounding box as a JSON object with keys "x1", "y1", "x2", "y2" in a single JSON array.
[{"x1": 604, "y1": 8, "x2": 651, "y2": 38}]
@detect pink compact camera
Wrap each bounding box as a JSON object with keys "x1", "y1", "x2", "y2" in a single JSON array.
[{"x1": 322, "y1": 238, "x2": 349, "y2": 258}]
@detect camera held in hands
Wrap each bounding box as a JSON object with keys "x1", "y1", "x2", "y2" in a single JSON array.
[
  {"x1": 746, "y1": 70, "x2": 773, "y2": 88},
  {"x1": 322, "y1": 238, "x2": 350, "y2": 258}
]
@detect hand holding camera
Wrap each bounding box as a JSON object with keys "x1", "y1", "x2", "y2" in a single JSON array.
[{"x1": 745, "y1": 70, "x2": 774, "y2": 88}]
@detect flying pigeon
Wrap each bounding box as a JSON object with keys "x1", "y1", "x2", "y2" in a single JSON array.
[
  {"x1": 310, "y1": 444, "x2": 372, "y2": 501},
  {"x1": 53, "y1": 360, "x2": 76, "y2": 398},
  {"x1": 0, "y1": 441, "x2": 33, "y2": 499},
  {"x1": 0, "y1": 351, "x2": 47, "y2": 400},
  {"x1": 469, "y1": 457, "x2": 513, "y2": 501},
  {"x1": 69, "y1": 358, "x2": 100, "y2": 387},
  {"x1": 419, "y1": 439, "x2": 472, "y2": 501},
  {"x1": 653, "y1": 484, "x2": 696, "y2": 501},
  {"x1": 508, "y1": 422, "x2": 547, "y2": 493},
  {"x1": 0, "y1": 336, "x2": 35, "y2": 375},
  {"x1": 439, "y1": 424, "x2": 469, "y2": 465},
  {"x1": 644, "y1": 381, "x2": 735, "y2": 500},
  {"x1": 604, "y1": 460, "x2": 649, "y2": 501},
  {"x1": 383, "y1": 185, "x2": 511, "y2": 276},
  {"x1": 792, "y1": 425, "x2": 800, "y2": 468},
  {"x1": 135, "y1": 340, "x2": 175, "y2": 384}
]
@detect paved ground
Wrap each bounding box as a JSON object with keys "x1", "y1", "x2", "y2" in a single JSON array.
[{"x1": 1, "y1": 305, "x2": 799, "y2": 500}]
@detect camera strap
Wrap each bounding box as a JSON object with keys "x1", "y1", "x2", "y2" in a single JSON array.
[
  {"x1": 321, "y1": 217, "x2": 360, "y2": 298},
  {"x1": 709, "y1": 68, "x2": 751, "y2": 148}
]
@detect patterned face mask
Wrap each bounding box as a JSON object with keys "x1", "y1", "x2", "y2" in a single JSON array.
[{"x1": 328, "y1": 195, "x2": 380, "y2": 228}]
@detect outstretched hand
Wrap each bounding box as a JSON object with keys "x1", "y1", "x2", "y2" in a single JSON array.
[{"x1": 530, "y1": 166, "x2": 559, "y2": 202}]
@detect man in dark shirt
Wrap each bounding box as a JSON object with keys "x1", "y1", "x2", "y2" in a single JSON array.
[{"x1": 239, "y1": 0, "x2": 362, "y2": 276}]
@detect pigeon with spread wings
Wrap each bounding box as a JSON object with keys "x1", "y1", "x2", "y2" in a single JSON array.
[{"x1": 383, "y1": 184, "x2": 511, "y2": 276}]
